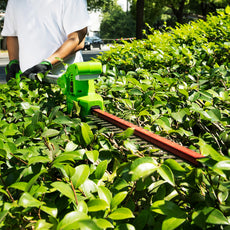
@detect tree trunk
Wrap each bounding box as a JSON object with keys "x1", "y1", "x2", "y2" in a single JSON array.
[
  {"x1": 171, "y1": 0, "x2": 186, "y2": 24},
  {"x1": 136, "y1": 0, "x2": 145, "y2": 39}
]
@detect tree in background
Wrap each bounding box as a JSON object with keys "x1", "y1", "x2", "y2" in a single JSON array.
[
  {"x1": 0, "y1": 0, "x2": 7, "y2": 10},
  {"x1": 100, "y1": 4, "x2": 136, "y2": 39},
  {"x1": 130, "y1": 0, "x2": 229, "y2": 38},
  {"x1": 87, "y1": 0, "x2": 115, "y2": 12},
  {"x1": 0, "y1": 0, "x2": 229, "y2": 42}
]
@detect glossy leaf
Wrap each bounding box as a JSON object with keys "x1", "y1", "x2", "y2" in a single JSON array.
[
  {"x1": 151, "y1": 200, "x2": 186, "y2": 218},
  {"x1": 81, "y1": 123, "x2": 94, "y2": 146},
  {"x1": 95, "y1": 160, "x2": 108, "y2": 179},
  {"x1": 130, "y1": 157, "x2": 158, "y2": 181},
  {"x1": 94, "y1": 218, "x2": 114, "y2": 229},
  {"x1": 87, "y1": 199, "x2": 109, "y2": 212},
  {"x1": 162, "y1": 217, "x2": 186, "y2": 230},
  {"x1": 158, "y1": 164, "x2": 175, "y2": 186},
  {"x1": 71, "y1": 164, "x2": 90, "y2": 188},
  {"x1": 35, "y1": 220, "x2": 53, "y2": 230},
  {"x1": 51, "y1": 182, "x2": 75, "y2": 201},
  {"x1": 42, "y1": 129, "x2": 60, "y2": 138},
  {"x1": 57, "y1": 211, "x2": 89, "y2": 230},
  {"x1": 206, "y1": 208, "x2": 230, "y2": 225},
  {"x1": 214, "y1": 160, "x2": 230, "y2": 171},
  {"x1": 18, "y1": 192, "x2": 44, "y2": 208},
  {"x1": 86, "y1": 150, "x2": 99, "y2": 163},
  {"x1": 111, "y1": 191, "x2": 128, "y2": 210},
  {"x1": 108, "y1": 208, "x2": 134, "y2": 220},
  {"x1": 98, "y1": 186, "x2": 112, "y2": 205},
  {"x1": 28, "y1": 156, "x2": 50, "y2": 165}
]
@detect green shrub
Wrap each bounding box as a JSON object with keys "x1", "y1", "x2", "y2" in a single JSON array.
[
  {"x1": 96, "y1": 7, "x2": 230, "y2": 156},
  {"x1": 0, "y1": 7, "x2": 230, "y2": 230}
]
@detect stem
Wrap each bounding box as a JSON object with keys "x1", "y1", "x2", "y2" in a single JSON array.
[
  {"x1": 70, "y1": 180, "x2": 78, "y2": 206},
  {"x1": 43, "y1": 137, "x2": 52, "y2": 151},
  {"x1": 0, "y1": 174, "x2": 15, "y2": 202},
  {"x1": 9, "y1": 152, "x2": 28, "y2": 165}
]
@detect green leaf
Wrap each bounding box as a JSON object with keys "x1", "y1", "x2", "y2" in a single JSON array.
[
  {"x1": 214, "y1": 160, "x2": 230, "y2": 171},
  {"x1": 138, "y1": 110, "x2": 150, "y2": 117},
  {"x1": 77, "y1": 200, "x2": 88, "y2": 213},
  {"x1": 86, "y1": 150, "x2": 99, "y2": 163},
  {"x1": 25, "y1": 169, "x2": 47, "y2": 192},
  {"x1": 65, "y1": 141, "x2": 78, "y2": 152},
  {"x1": 35, "y1": 220, "x2": 53, "y2": 230},
  {"x1": 94, "y1": 218, "x2": 114, "y2": 229},
  {"x1": 0, "y1": 187, "x2": 9, "y2": 197},
  {"x1": 116, "y1": 128, "x2": 135, "y2": 140},
  {"x1": 21, "y1": 102, "x2": 31, "y2": 110},
  {"x1": 199, "y1": 139, "x2": 227, "y2": 161},
  {"x1": 28, "y1": 156, "x2": 50, "y2": 166},
  {"x1": 111, "y1": 191, "x2": 128, "y2": 209},
  {"x1": 0, "y1": 210, "x2": 8, "y2": 223},
  {"x1": 116, "y1": 223, "x2": 135, "y2": 230},
  {"x1": 57, "y1": 211, "x2": 89, "y2": 230},
  {"x1": 130, "y1": 157, "x2": 158, "y2": 181},
  {"x1": 48, "y1": 106, "x2": 60, "y2": 122},
  {"x1": 40, "y1": 206, "x2": 58, "y2": 218},
  {"x1": 108, "y1": 208, "x2": 134, "y2": 220},
  {"x1": 51, "y1": 182, "x2": 75, "y2": 201},
  {"x1": 18, "y1": 192, "x2": 44, "y2": 208},
  {"x1": 129, "y1": 88, "x2": 143, "y2": 96},
  {"x1": 87, "y1": 199, "x2": 109, "y2": 212},
  {"x1": 9, "y1": 182, "x2": 28, "y2": 191},
  {"x1": 98, "y1": 186, "x2": 112, "y2": 205},
  {"x1": 95, "y1": 160, "x2": 108, "y2": 179},
  {"x1": 77, "y1": 219, "x2": 102, "y2": 230},
  {"x1": 206, "y1": 208, "x2": 229, "y2": 225},
  {"x1": 81, "y1": 123, "x2": 94, "y2": 146},
  {"x1": 162, "y1": 217, "x2": 186, "y2": 230},
  {"x1": 73, "y1": 101, "x2": 81, "y2": 116},
  {"x1": 3, "y1": 123, "x2": 19, "y2": 136},
  {"x1": 62, "y1": 164, "x2": 76, "y2": 179},
  {"x1": 124, "y1": 140, "x2": 138, "y2": 153},
  {"x1": 53, "y1": 116, "x2": 74, "y2": 126},
  {"x1": 52, "y1": 150, "x2": 84, "y2": 164},
  {"x1": 151, "y1": 200, "x2": 186, "y2": 218},
  {"x1": 164, "y1": 159, "x2": 186, "y2": 172},
  {"x1": 157, "y1": 164, "x2": 175, "y2": 186},
  {"x1": 155, "y1": 117, "x2": 172, "y2": 132},
  {"x1": 80, "y1": 179, "x2": 97, "y2": 197},
  {"x1": 42, "y1": 129, "x2": 60, "y2": 138},
  {"x1": 206, "y1": 109, "x2": 221, "y2": 122},
  {"x1": 71, "y1": 164, "x2": 90, "y2": 188},
  {"x1": 171, "y1": 109, "x2": 188, "y2": 123},
  {"x1": 225, "y1": 5, "x2": 230, "y2": 14},
  {"x1": 0, "y1": 149, "x2": 6, "y2": 158}
]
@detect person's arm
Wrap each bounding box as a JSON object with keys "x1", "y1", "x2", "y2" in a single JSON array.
[
  {"x1": 21, "y1": 27, "x2": 87, "y2": 77},
  {"x1": 47, "y1": 27, "x2": 87, "y2": 65},
  {"x1": 7, "y1": 36, "x2": 19, "y2": 61},
  {"x1": 5, "y1": 36, "x2": 20, "y2": 82}
]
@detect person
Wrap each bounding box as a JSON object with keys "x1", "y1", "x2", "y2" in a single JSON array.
[{"x1": 1, "y1": 0, "x2": 89, "y2": 82}]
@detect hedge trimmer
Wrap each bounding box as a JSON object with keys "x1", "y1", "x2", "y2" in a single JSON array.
[{"x1": 17, "y1": 61, "x2": 205, "y2": 166}]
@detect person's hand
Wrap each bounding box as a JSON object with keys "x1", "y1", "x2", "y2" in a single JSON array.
[
  {"x1": 5, "y1": 59, "x2": 20, "y2": 82},
  {"x1": 21, "y1": 60, "x2": 52, "y2": 78}
]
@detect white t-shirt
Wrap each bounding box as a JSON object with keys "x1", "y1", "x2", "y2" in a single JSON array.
[{"x1": 2, "y1": 0, "x2": 89, "y2": 74}]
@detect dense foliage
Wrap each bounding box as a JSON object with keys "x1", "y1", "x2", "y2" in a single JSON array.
[
  {"x1": 97, "y1": 7, "x2": 230, "y2": 156},
  {"x1": 100, "y1": 5, "x2": 136, "y2": 39},
  {"x1": 0, "y1": 7, "x2": 230, "y2": 230}
]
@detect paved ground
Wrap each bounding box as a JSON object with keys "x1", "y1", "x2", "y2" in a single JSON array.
[{"x1": 0, "y1": 45, "x2": 111, "y2": 84}]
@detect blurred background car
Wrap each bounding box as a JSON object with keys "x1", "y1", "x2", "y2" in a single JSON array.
[{"x1": 84, "y1": 36, "x2": 103, "y2": 50}]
